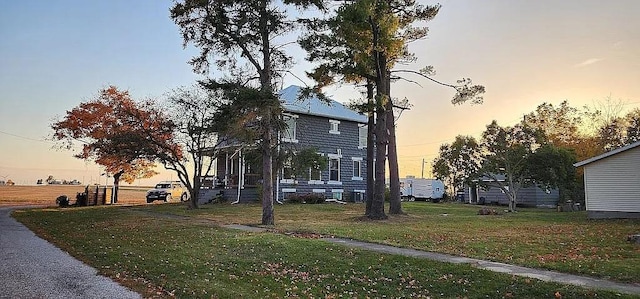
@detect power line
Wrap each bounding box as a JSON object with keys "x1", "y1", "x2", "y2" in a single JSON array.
[
  {"x1": 398, "y1": 116, "x2": 525, "y2": 148},
  {"x1": 0, "y1": 130, "x2": 51, "y2": 143}
]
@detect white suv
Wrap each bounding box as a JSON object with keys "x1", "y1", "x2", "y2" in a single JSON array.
[{"x1": 146, "y1": 181, "x2": 189, "y2": 203}]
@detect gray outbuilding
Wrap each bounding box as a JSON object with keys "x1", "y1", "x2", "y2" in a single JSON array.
[{"x1": 574, "y1": 141, "x2": 640, "y2": 219}]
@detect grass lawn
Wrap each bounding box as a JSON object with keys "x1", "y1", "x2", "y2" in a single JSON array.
[
  {"x1": 13, "y1": 204, "x2": 639, "y2": 299},
  {"x1": 138, "y1": 201, "x2": 640, "y2": 284}
]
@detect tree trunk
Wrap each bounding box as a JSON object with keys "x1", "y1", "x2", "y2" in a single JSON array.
[
  {"x1": 189, "y1": 176, "x2": 200, "y2": 209},
  {"x1": 112, "y1": 171, "x2": 124, "y2": 204},
  {"x1": 365, "y1": 81, "x2": 375, "y2": 217},
  {"x1": 386, "y1": 84, "x2": 403, "y2": 215},
  {"x1": 370, "y1": 95, "x2": 388, "y2": 220},
  {"x1": 259, "y1": 0, "x2": 275, "y2": 225},
  {"x1": 507, "y1": 176, "x2": 518, "y2": 212},
  {"x1": 368, "y1": 15, "x2": 387, "y2": 220},
  {"x1": 508, "y1": 190, "x2": 517, "y2": 212},
  {"x1": 261, "y1": 126, "x2": 275, "y2": 225}
]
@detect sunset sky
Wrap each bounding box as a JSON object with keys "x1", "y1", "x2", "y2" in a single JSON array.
[{"x1": 1, "y1": 0, "x2": 639, "y2": 185}]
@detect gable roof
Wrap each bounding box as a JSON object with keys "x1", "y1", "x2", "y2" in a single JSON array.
[
  {"x1": 574, "y1": 140, "x2": 640, "y2": 167},
  {"x1": 279, "y1": 85, "x2": 367, "y2": 123}
]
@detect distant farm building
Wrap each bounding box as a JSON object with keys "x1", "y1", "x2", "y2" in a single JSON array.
[{"x1": 463, "y1": 175, "x2": 559, "y2": 208}]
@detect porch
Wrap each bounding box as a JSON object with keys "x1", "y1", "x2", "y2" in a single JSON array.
[{"x1": 197, "y1": 146, "x2": 262, "y2": 203}]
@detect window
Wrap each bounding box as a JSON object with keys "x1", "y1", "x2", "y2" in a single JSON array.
[
  {"x1": 352, "y1": 159, "x2": 362, "y2": 180},
  {"x1": 332, "y1": 189, "x2": 343, "y2": 201},
  {"x1": 309, "y1": 166, "x2": 322, "y2": 181},
  {"x1": 358, "y1": 124, "x2": 367, "y2": 148},
  {"x1": 283, "y1": 114, "x2": 298, "y2": 142},
  {"x1": 282, "y1": 188, "x2": 296, "y2": 201},
  {"x1": 329, "y1": 120, "x2": 340, "y2": 134},
  {"x1": 329, "y1": 157, "x2": 340, "y2": 181},
  {"x1": 307, "y1": 152, "x2": 324, "y2": 184},
  {"x1": 281, "y1": 156, "x2": 295, "y2": 183},
  {"x1": 353, "y1": 190, "x2": 365, "y2": 203}
]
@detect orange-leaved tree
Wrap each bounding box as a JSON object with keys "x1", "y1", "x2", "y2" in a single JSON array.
[{"x1": 52, "y1": 86, "x2": 180, "y2": 203}]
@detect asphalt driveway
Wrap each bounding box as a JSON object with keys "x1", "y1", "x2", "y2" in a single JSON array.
[{"x1": 0, "y1": 206, "x2": 140, "y2": 299}]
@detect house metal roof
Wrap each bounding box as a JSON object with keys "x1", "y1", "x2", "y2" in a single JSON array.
[
  {"x1": 279, "y1": 85, "x2": 367, "y2": 123},
  {"x1": 472, "y1": 174, "x2": 507, "y2": 182},
  {"x1": 573, "y1": 140, "x2": 640, "y2": 167}
]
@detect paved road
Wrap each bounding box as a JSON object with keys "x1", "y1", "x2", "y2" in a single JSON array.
[{"x1": 0, "y1": 207, "x2": 140, "y2": 299}]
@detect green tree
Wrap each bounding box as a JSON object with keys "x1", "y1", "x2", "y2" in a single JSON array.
[
  {"x1": 521, "y1": 100, "x2": 603, "y2": 163},
  {"x1": 158, "y1": 85, "x2": 226, "y2": 209},
  {"x1": 519, "y1": 101, "x2": 591, "y2": 203},
  {"x1": 300, "y1": 1, "x2": 391, "y2": 219},
  {"x1": 597, "y1": 108, "x2": 640, "y2": 151},
  {"x1": 598, "y1": 118, "x2": 627, "y2": 152},
  {"x1": 522, "y1": 101, "x2": 584, "y2": 148},
  {"x1": 624, "y1": 108, "x2": 640, "y2": 144},
  {"x1": 432, "y1": 135, "x2": 480, "y2": 197},
  {"x1": 171, "y1": 0, "x2": 323, "y2": 225},
  {"x1": 301, "y1": 0, "x2": 483, "y2": 219},
  {"x1": 527, "y1": 144, "x2": 577, "y2": 203},
  {"x1": 477, "y1": 121, "x2": 543, "y2": 212},
  {"x1": 279, "y1": 148, "x2": 328, "y2": 180}
]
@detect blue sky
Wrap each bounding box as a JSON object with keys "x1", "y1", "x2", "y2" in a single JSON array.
[
  {"x1": 0, "y1": 0, "x2": 199, "y2": 184},
  {"x1": 1, "y1": 0, "x2": 639, "y2": 185}
]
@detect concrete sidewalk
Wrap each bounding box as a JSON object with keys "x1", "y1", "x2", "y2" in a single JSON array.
[{"x1": 222, "y1": 224, "x2": 640, "y2": 296}]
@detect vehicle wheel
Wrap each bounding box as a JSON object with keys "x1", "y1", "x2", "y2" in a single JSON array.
[
  {"x1": 146, "y1": 198, "x2": 153, "y2": 203},
  {"x1": 180, "y1": 193, "x2": 188, "y2": 202},
  {"x1": 164, "y1": 194, "x2": 172, "y2": 202}
]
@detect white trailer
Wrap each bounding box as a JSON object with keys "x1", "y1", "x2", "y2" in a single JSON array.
[{"x1": 400, "y1": 177, "x2": 445, "y2": 201}]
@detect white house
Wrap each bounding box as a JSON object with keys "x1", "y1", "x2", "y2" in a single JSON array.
[{"x1": 574, "y1": 141, "x2": 640, "y2": 219}]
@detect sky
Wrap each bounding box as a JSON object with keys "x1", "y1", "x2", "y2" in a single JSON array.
[{"x1": 1, "y1": 0, "x2": 639, "y2": 185}]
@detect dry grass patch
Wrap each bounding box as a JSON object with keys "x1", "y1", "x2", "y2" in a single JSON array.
[{"x1": 0, "y1": 185, "x2": 150, "y2": 206}]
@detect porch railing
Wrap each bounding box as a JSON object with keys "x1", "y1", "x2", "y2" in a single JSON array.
[{"x1": 200, "y1": 173, "x2": 261, "y2": 188}]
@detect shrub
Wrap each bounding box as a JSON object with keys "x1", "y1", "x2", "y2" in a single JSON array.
[
  {"x1": 56, "y1": 195, "x2": 69, "y2": 207},
  {"x1": 304, "y1": 193, "x2": 325, "y2": 204},
  {"x1": 285, "y1": 193, "x2": 325, "y2": 204},
  {"x1": 75, "y1": 192, "x2": 88, "y2": 206}
]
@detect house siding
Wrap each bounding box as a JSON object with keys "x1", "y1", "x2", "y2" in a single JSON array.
[
  {"x1": 279, "y1": 113, "x2": 367, "y2": 201},
  {"x1": 583, "y1": 146, "x2": 640, "y2": 213},
  {"x1": 465, "y1": 184, "x2": 559, "y2": 208},
  {"x1": 212, "y1": 86, "x2": 368, "y2": 203}
]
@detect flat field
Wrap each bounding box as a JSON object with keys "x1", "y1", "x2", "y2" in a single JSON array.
[{"x1": 0, "y1": 185, "x2": 148, "y2": 206}]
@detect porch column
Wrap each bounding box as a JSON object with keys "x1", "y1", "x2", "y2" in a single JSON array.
[
  {"x1": 225, "y1": 152, "x2": 230, "y2": 186},
  {"x1": 240, "y1": 149, "x2": 245, "y2": 189}
]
